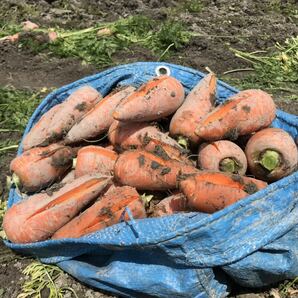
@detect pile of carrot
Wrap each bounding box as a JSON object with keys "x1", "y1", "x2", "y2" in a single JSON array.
[{"x1": 3, "y1": 73, "x2": 297, "y2": 244}]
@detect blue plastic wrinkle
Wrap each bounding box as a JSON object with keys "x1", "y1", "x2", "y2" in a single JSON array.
[{"x1": 5, "y1": 62, "x2": 298, "y2": 298}]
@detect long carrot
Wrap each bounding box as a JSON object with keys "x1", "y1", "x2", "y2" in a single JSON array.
[
  {"x1": 52, "y1": 186, "x2": 146, "y2": 239},
  {"x1": 195, "y1": 89, "x2": 276, "y2": 141},
  {"x1": 3, "y1": 175, "x2": 111, "y2": 243},
  {"x1": 152, "y1": 193, "x2": 190, "y2": 217},
  {"x1": 170, "y1": 73, "x2": 216, "y2": 144},
  {"x1": 245, "y1": 128, "x2": 298, "y2": 181},
  {"x1": 22, "y1": 86, "x2": 101, "y2": 150},
  {"x1": 114, "y1": 150, "x2": 197, "y2": 190},
  {"x1": 113, "y1": 76, "x2": 185, "y2": 122},
  {"x1": 179, "y1": 172, "x2": 267, "y2": 213},
  {"x1": 65, "y1": 86, "x2": 135, "y2": 144},
  {"x1": 10, "y1": 143, "x2": 74, "y2": 192},
  {"x1": 74, "y1": 146, "x2": 118, "y2": 178},
  {"x1": 198, "y1": 140, "x2": 247, "y2": 175}
]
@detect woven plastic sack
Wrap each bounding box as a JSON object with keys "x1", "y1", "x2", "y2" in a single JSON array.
[{"x1": 5, "y1": 62, "x2": 298, "y2": 298}]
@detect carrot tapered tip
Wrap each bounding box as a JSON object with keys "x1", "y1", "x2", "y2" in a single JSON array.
[{"x1": 113, "y1": 111, "x2": 120, "y2": 119}]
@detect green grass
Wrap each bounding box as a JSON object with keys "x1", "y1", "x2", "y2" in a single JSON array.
[
  {"x1": 0, "y1": 87, "x2": 43, "y2": 131},
  {"x1": 3, "y1": 16, "x2": 191, "y2": 66},
  {"x1": 227, "y1": 36, "x2": 298, "y2": 99},
  {"x1": 18, "y1": 262, "x2": 77, "y2": 298}
]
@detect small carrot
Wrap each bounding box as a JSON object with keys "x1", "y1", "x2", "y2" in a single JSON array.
[
  {"x1": 74, "y1": 146, "x2": 118, "y2": 178},
  {"x1": 245, "y1": 128, "x2": 298, "y2": 181},
  {"x1": 198, "y1": 140, "x2": 247, "y2": 175},
  {"x1": 3, "y1": 175, "x2": 112, "y2": 243},
  {"x1": 10, "y1": 143, "x2": 74, "y2": 192},
  {"x1": 65, "y1": 86, "x2": 135, "y2": 144},
  {"x1": 170, "y1": 73, "x2": 216, "y2": 144},
  {"x1": 179, "y1": 172, "x2": 267, "y2": 213},
  {"x1": 152, "y1": 193, "x2": 190, "y2": 217},
  {"x1": 52, "y1": 186, "x2": 146, "y2": 239},
  {"x1": 113, "y1": 76, "x2": 185, "y2": 122},
  {"x1": 114, "y1": 150, "x2": 197, "y2": 191},
  {"x1": 23, "y1": 86, "x2": 101, "y2": 150},
  {"x1": 195, "y1": 89, "x2": 276, "y2": 141}
]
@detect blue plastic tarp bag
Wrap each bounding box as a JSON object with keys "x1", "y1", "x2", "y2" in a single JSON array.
[{"x1": 5, "y1": 62, "x2": 298, "y2": 298}]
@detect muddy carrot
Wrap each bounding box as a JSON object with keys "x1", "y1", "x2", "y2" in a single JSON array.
[
  {"x1": 22, "y1": 86, "x2": 101, "y2": 149},
  {"x1": 195, "y1": 89, "x2": 276, "y2": 141},
  {"x1": 152, "y1": 193, "x2": 190, "y2": 217},
  {"x1": 10, "y1": 143, "x2": 74, "y2": 192},
  {"x1": 170, "y1": 73, "x2": 216, "y2": 144},
  {"x1": 114, "y1": 150, "x2": 197, "y2": 191},
  {"x1": 108, "y1": 121, "x2": 190, "y2": 163},
  {"x1": 113, "y1": 76, "x2": 185, "y2": 122},
  {"x1": 179, "y1": 172, "x2": 267, "y2": 213},
  {"x1": 198, "y1": 140, "x2": 247, "y2": 175},
  {"x1": 74, "y1": 146, "x2": 118, "y2": 178},
  {"x1": 3, "y1": 175, "x2": 112, "y2": 243},
  {"x1": 52, "y1": 186, "x2": 146, "y2": 239},
  {"x1": 65, "y1": 86, "x2": 135, "y2": 144},
  {"x1": 245, "y1": 128, "x2": 298, "y2": 182}
]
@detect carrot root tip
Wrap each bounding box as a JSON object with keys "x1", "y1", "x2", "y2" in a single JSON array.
[
  {"x1": 260, "y1": 150, "x2": 280, "y2": 171},
  {"x1": 219, "y1": 158, "x2": 241, "y2": 173}
]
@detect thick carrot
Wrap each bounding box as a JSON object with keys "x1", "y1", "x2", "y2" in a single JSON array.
[
  {"x1": 179, "y1": 172, "x2": 267, "y2": 213},
  {"x1": 113, "y1": 76, "x2": 185, "y2": 122},
  {"x1": 65, "y1": 86, "x2": 135, "y2": 144},
  {"x1": 10, "y1": 143, "x2": 74, "y2": 192},
  {"x1": 74, "y1": 146, "x2": 118, "y2": 178},
  {"x1": 114, "y1": 150, "x2": 197, "y2": 190},
  {"x1": 152, "y1": 193, "x2": 190, "y2": 217},
  {"x1": 195, "y1": 89, "x2": 276, "y2": 141},
  {"x1": 3, "y1": 175, "x2": 111, "y2": 243},
  {"x1": 170, "y1": 73, "x2": 216, "y2": 144},
  {"x1": 52, "y1": 186, "x2": 146, "y2": 239},
  {"x1": 245, "y1": 128, "x2": 298, "y2": 182},
  {"x1": 108, "y1": 121, "x2": 191, "y2": 163},
  {"x1": 198, "y1": 140, "x2": 247, "y2": 175}
]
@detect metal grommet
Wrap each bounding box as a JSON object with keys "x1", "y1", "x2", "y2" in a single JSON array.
[{"x1": 155, "y1": 65, "x2": 171, "y2": 77}]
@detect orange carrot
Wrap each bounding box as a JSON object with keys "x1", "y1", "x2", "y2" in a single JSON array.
[
  {"x1": 152, "y1": 193, "x2": 190, "y2": 217},
  {"x1": 198, "y1": 140, "x2": 247, "y2": 175},
  {"x1": 179, "y1": 172, "x2": 267, "y2": 213},
  {"x1": 52, "y1": 186, "x2": 146, "y2": 239},
  {"x1": 3, "y1": 175, "x2": 111, "y2": 243},
  {"x1": 113, "y1": 76, "x2": 185, "y2": 122},
  {"x1": 10, "y1": 143, "x2": 74, "y2": 192},
  {"x1": 245, "y1": 128, "x2": 298, "y2": 181},
  {"x1": 108, "y1": 121, "x2": 191, "y2": 163},
  {"x1": 22, "y1": 86, "x2": 101, "y2": 150},
  {"x1": 74, "y1": 146, "x2": 118, "y2": 178},
  {"x1": 114, "y1": 150, "x2": 197, "y2": 190},
  {"x1": 170, "y1": 73, "x2": 216, "y2": 144},
  {"x1": 65, "y1": 86, "x2": 135, "y2": 144},
  {"x1": 195, "y1": 89, "x2": 276, "y2": 141}
]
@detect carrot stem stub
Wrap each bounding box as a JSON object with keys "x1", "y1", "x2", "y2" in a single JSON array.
[
  {"x1": 219, "y1": 158, "x2": 241, "y2": 173},
  {"x1": 260, "y1": 150, "x2": 280, "y2": 171}
]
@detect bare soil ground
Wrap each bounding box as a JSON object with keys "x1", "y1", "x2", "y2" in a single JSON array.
[{"x1": 0, "y1": 0, "x2": 297, "y2": 297}]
